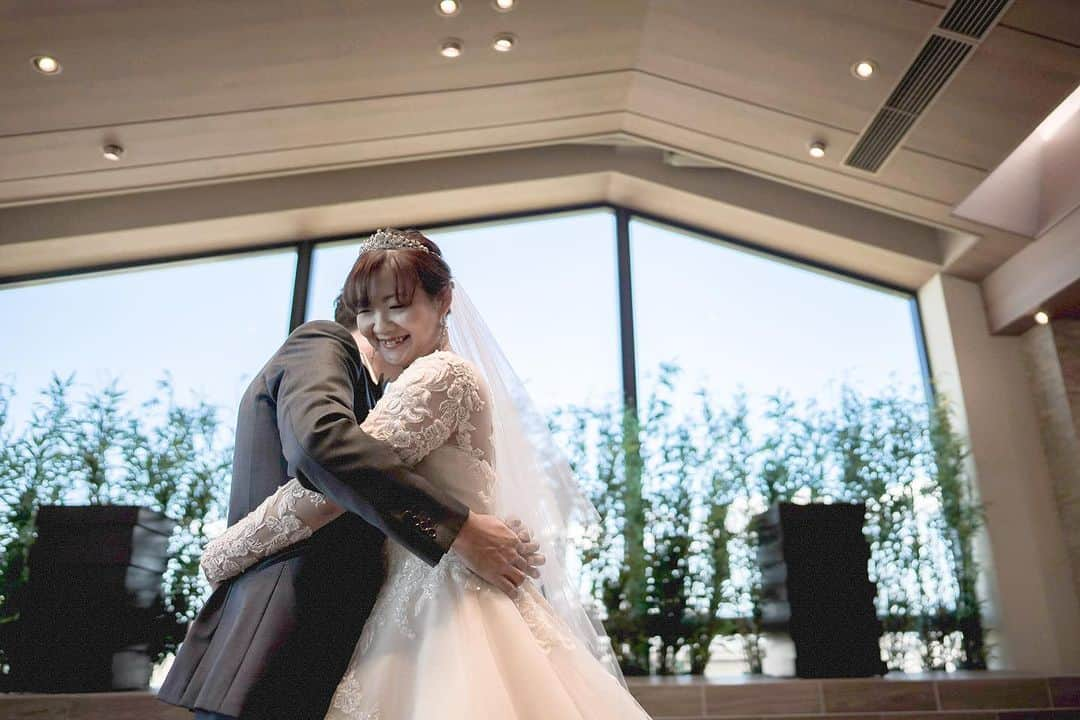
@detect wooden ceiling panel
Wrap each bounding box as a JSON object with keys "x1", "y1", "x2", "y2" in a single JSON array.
[
  {"x1": 1, "y1": 0, "x2": 645, "y2": 135},
  {"x1": 1001, "y1": 0, "x2": 1080, "y2": 47},
  {"x1": 636, "y1": 0, "x2": 939, "y2": 133},
  {"x1": 917, "y1": 0, "x2": 1080, "y2": 48},
  {"x1": 0, "y1": 73, "x2": 631, "y2": 184},
  {"x1": 1002, "y1": 0, "x2": 1080, "y2": 47},
  {"x1": 902, "y1": 21, "x2": 1080, "y2": 170}
]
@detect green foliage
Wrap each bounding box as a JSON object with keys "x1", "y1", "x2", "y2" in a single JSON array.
[
  {"x1": 555, "y1": 366, "x2": 738, "y2": 675},
  {"x1": 553, "y1": 394, "x2": 652, "y2": 674},
  {"x1": 0, "y1": 377, "x2": 72, "y2": 675},
  {"x1": 0, "y1": 375, "x2": 231, "y2": 670},
  {"x1": 928, "y1": 391, "x2": 988, "y2": 669},
  {"x1": 0, "y1": 364, "x2": 987, "y2": 678},
  {"x1": 124, "y1": 378, "x2": 233, "y2": 644},
  {"x1": 552, "y1": 367, "x2": 986, "y2": 675}
]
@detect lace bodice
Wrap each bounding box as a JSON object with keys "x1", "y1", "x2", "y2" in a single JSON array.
[
  {"x1": 201, "y1": 350, "x2": 493, "y2": 586},
  {"x1": 366, "y1": 350, "x2": 492, "y2": 467}
]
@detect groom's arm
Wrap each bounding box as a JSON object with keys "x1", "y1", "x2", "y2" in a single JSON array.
[{"x1": 269, "y1": 324, "x2": 468, "y2": 566}]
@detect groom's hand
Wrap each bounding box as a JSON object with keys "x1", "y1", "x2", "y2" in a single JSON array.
[{"x1": 452, "y1": 512, "x2": 539, "y2": 596}]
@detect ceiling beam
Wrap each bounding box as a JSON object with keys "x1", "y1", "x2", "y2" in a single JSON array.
[
  {"x1": 0, "y1": 145, "x2": 953, "y2": 291},
  {"x1": 982, "y1": 207, "x2": 1080, "y2": 333}
]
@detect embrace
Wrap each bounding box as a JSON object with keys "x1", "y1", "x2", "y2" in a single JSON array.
[{"x1": 158, "y1": 229, "x2": 652, "y2": 719}]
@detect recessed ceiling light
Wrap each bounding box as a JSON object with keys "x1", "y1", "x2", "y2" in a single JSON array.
[
  {"x1": 493, "y1": 0, "x2": 515, "y2": 10},
  {"x1": 440, "y1": 39, "x2": 463, "y2": 58},
  {"x1": 103, "y1": 144, "x2": 124, "y2": 161},
  {"x1": 492, "y1": 33, "x2": 516, "y2": 52},
  {"x1": 852, "y1": 60, "x2": 877, "y2": 79},
  {"x1": 1034, "y1": 311, "x2": 1050, "y2": 325},
  {"x1": 32, "y1": 55, "x2": 61, "y2": 75},
  {"x1": 808, "y1": 141, "x2": 827, "y2": 159},
  {"x1": 436, "y1": 0, "x2": 460, "y2": 17}
]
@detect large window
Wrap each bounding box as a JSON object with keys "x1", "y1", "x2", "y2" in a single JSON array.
[
  {"x1": 2, "y1": 207, "x2": 948, "y2": 678},
  {"x1": 0, "y1": 250, "x2": 297, "y2": 434},
  {"x1": 307, "y1": 210, "x2": 623, "y2": 413}
]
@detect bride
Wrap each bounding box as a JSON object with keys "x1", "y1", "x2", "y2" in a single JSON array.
[{"x1": 200, "y1": 229, "x2": 652, "y2": 719}]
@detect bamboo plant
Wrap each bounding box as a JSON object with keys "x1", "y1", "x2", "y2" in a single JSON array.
[
  {"x1": 552, "y1": 366, "x2": 987, "y2": 675},
  {"x1": 0, "y1": 375, "x2": 231, "y2": 679}
]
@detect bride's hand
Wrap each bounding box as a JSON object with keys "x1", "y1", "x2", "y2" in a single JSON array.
[
  {"x1": 451, "y1": 512, "x2": 537, "y2": 596},
  {"x1": 506, "y1": 517, "x2": 544, "y2": 578}
]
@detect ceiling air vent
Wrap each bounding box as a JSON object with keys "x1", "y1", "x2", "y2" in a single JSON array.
[
  {"x1": 843, "y1": 0, "x2": 1014, "y2": 174},
  {"x1": 846, "y1": 109, "x2": 917, "y2": 173},
  {"x1": 939, "y1": 0, "x2": 1012, "y2": 39},
  {"x1": 885, "y1": 35, "x2": 971, "y2": 116}
]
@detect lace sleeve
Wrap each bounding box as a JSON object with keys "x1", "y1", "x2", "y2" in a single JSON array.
[
  {"x1": 361, "y1": 351, "x2": 483, "y2": 466},
  {"x1": 201, "y1": 478, "x2": 333, "y2": 586}
]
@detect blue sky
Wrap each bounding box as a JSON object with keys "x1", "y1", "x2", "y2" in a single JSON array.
[
  {"x1": 307, "y1": 211, "x2": 623, "y2": 411},
  {"x1": 0, "y1": 250, "x2": 297, "y2": 435},
  {"x1": 628, "y1": 217, "x2": 925, "y2": 411},
  {"x1": 1, "y1": 209, "x2": 925, "y2": 436}
]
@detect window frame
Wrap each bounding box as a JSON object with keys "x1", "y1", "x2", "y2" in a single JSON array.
[{"x1": 0, "y1": 202, "x2": 934, "y2": 407}]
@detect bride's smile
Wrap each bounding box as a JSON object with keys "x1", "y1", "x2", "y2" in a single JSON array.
[{"x1": 353, "y1": 261, "x2": 451, "y2": 371}]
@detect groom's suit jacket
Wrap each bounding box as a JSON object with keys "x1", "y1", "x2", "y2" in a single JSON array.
[{"x1": 158, "y1": 320, "x2": 470, "y2": 719}]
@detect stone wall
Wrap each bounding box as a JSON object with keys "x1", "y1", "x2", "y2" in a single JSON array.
[
  {"x1": 1053, "y1": 320, "x2": 1080, "y2": 445},
  {"x1": 1022, "y1": 320, "x2": 1080, "y2": 615}
]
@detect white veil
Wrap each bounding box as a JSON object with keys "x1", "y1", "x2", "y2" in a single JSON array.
[{"x1": 445, "y1": 283, "x2": 626, "y2": 685}]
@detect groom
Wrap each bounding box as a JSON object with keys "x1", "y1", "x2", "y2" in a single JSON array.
[{"x1": 158, "y1": 293, "x2": 538, "y2": 719}]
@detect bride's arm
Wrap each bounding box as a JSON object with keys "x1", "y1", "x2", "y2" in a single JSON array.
[
  {"x1": 200, "y1": 478, "x2": 338, "y2": 587},
  {"x1": 201, "y1": 353, "x2": 480, "y2": 586}
]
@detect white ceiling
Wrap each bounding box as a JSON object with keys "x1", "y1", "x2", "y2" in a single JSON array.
[{"x1": 1, "y1": 0, "x2": 1078, "y2": 295}]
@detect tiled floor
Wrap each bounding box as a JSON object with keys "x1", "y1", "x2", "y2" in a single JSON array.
[
  {"x1": 0, "y1": 673, "x2": 1077, "y2": 719},
  {"x1": 624, "y1": 673, "x2": 1080, "y2": 720},
  {"x1": 0, "y1": 690, "x2": 189, "y2": 719}
]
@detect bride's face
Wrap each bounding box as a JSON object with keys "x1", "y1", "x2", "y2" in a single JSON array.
[{"x1": 356, "y1": 264, "x2": 447, "y2": 369}]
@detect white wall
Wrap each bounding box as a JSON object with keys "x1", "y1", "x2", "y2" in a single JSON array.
[{"x1": 918, "y1": 274, "x2": 1080, "y2": 672}]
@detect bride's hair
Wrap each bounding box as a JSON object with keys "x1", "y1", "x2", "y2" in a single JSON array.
[{"x1": 341, "y1": 229, "x2": 452, "y2": 318}]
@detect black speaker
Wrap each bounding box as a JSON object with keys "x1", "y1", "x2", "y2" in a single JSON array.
[
  {"x1": 9, "y1": 505, "x2": 176, "y2": 692},
  {"x1": 752, "y1": 502, "x2": 886, "y2": 678}
]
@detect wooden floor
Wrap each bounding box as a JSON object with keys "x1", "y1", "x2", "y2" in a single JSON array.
[{"x1": 1, "y1": 672, "x2": 1077, "y2": 719}]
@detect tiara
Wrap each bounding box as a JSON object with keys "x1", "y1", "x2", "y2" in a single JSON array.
[{"x1": 358, "y1": 228, "x2": 431, "y2": 255}]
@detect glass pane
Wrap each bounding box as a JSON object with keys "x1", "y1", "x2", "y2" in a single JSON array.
[
  {"x1": 307, "y1": 210, "x2": 622, "y2": 412},
  {"x1": 0, "y1": 250, "x2": 297, "y2": 434},
  {"x1": 629, "y1": 218, "x2": 925, "y2": 408},
  {"x1": 1, "y1": 250, "x2": 297, "y2": 688},
  {"x1": 628, "y1": 218, "x2": 940, "y2": 675}
]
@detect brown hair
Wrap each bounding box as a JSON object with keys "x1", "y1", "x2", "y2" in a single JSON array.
[
  {"x1": 340, "y1": 229, "x2": 452, "y2": 321},
  {"x1": 332, "y1": 292, "x2": 353, "y2": 327}
]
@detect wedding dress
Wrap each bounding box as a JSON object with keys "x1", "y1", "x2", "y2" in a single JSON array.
[{"x1": 201, "y1": 350, "x2": 652, "y2": 719}]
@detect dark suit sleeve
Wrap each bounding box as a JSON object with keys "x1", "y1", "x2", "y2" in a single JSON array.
[{"x1": 269, "y1": 325, "x2": 469, "y2": 566}]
